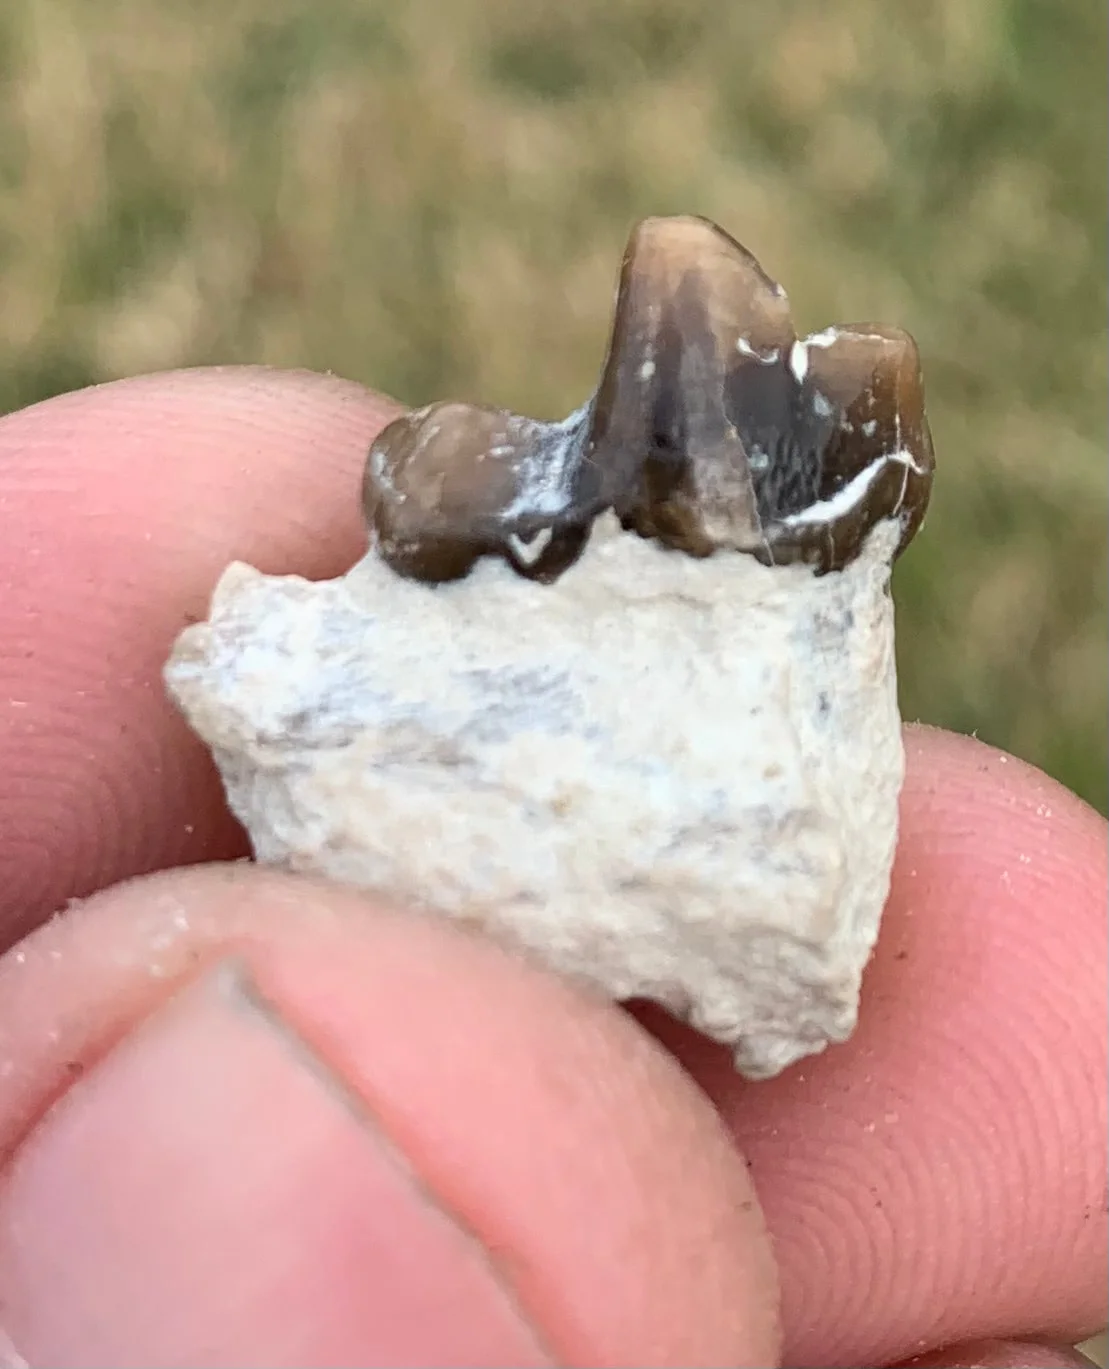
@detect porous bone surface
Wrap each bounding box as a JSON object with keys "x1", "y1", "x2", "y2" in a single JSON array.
[{"x1": 165, "y1": 515, "x2": 904, "y2": 1079}]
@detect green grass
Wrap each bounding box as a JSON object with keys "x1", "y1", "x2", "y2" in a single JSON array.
[{"x1": 3, "y1": 0, "x2": 1106, "y2": 811}]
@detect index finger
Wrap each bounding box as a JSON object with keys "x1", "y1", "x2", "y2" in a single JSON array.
[{"x1": 0, "y1": 368, "x2": 400, "y2": 947}]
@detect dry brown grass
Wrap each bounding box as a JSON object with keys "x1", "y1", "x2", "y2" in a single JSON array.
[{"x1": 2, "y1": 0, "x2": 1106, "y2": 810}]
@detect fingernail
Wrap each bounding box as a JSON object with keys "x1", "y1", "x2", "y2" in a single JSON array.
[{"x1": 0, "y1": 963, "x2": 552, "y2": 1369}]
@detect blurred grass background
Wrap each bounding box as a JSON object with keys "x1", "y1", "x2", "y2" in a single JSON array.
[{"x1": 1, "y1": 0, "x2": 1106, "y2": 811}]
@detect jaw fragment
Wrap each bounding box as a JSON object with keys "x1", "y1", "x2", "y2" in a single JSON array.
[{"x1": 165, "y1": 215, "x2": 935, "y2": 1080}]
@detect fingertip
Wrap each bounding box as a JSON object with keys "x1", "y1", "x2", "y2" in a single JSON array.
[
  {"x1": 902, "y1": 722, "x2": 1108, "y2": 856},
  {"x1": 0, "y1": 961, "x2": 558, "y2": 1368},
  {"x1": 0, "y1": 865, "x2": 782, "y2": 1368},
  {"x1": 644, "y1": 732, "x2": 1107, "y2": 1366},
  {"x1": 0, "y1": 369, "x2": 401, "y2": 943}
]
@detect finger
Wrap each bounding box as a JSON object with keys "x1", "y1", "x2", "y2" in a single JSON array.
[
  {"x1": 639, "y1": 727, "x2": 1108, "y2": 1368},
  {"x1": 0, "y1": 368, "x2": 401, "y2": 947},
  {"x1": 0, "y1": 865, "x2": 781, "y2": 1369}
]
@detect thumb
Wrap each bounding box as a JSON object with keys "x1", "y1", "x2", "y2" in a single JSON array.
[{"x1": 0, "y1": 865, "x2": 781, "y2": 1368}]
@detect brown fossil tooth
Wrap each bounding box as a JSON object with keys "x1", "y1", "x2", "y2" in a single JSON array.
[
  {"x1": 762, "y1": 326, "x2": 936, "y2": 571},
  {"x1": 589, "y1": 216, "x2": 935, "y2": 572},
  {"x1": 361, "y1": 214, "x2": 934, "y2": 584},
  {"x1": 363, "y1": 400, "x2": 595, "y2": 583},
  {"x1": 590, "y1": 215, "x2": 793, "y2": 556},
  {"x1": 364, "y1": 404, "x2": 498, "y2": 582}
]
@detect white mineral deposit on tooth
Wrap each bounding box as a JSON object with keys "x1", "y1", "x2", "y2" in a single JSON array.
[{"x1": 164, "y1": 215, "x2": 936, "y2": 1079}]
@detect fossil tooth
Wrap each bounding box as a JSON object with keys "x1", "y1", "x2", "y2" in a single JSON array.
[
  {"x1": 762, "y1": 324, "x2": 936, "y2": 571},
  {"x1": 362, "y1": 215, "x2": 933, "y2": 581},
  {"x1": 364, "y1": 401, "x2": 595, "y2": 583}
]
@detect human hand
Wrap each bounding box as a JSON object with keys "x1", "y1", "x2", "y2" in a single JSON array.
[{"x1": 0, "y1": 368, "x2": 1105, "y2": 1368}]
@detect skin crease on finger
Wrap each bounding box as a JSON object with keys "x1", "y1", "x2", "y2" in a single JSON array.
[{"x1": 0, "y1": 370, "x2": 1106, "y2": 1364}]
